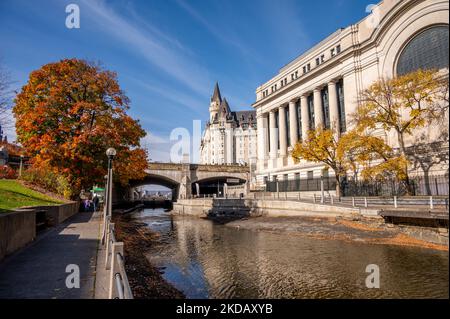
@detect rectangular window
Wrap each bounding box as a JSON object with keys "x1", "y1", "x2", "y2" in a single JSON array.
[
  {"x1": 336, "y1": 45, "x2": 341, "y2": 54},
  {"x1": 284, "y1": 174, "x2": 288, "y2": 181},
  {"x1": 316, "y1": 58, "x2": 320, "y2": 66},
  {"x1": 307, "y1": 171, "x2": 314, "y2": 180},
  {"x1": 295, "y1": 71, "x2": 298, "y2": 78},
  {"x1": 295, "y1": 173, "x2": 300, "y2": 180},
  {"x1": 307, "y1": 94, "x2": 315, "y2": 130},
  {"x1": 321, "y1": 87, "x2": 330, "y2": 129},
  {"x1": 331, "y1": 48, "x2": 335, "y2": 57},
  {"x1": 336, "y1": 79, "x2": 346, "y2": 132},
  {"x1": 307, "y1": 63, "x2": 311, "y2": 71},
  {"x1": 321, "y1": 54, "x2": 325, "y2": 63},
  {"x1": 296, "y1": 99, "x2": 302, "y2": 141},
  {"x1": 303, "y1": 66, "x2": 307, "y2": 74}
]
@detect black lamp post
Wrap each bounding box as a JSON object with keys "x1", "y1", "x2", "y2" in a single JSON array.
[
  {"x1": 105, "y1": 147, "x2": 116, "y2": 217},
  {"x1": 19, "y1": 155, "x2": 24, "y2": 178},
  {"x1": 102, "y1": 147, "x2": 116, "y2": 244}
]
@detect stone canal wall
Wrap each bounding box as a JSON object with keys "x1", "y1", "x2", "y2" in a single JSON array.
[
  {"x1": 173, "y1": 198, "x2": 213, "y2": 217},
  {"x1": 172, "y1": 198, "x2": 377, "y2": 218}
]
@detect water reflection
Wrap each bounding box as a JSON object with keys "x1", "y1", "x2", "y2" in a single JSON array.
[{"x1": 133, "y1": 209, "x2": 449, "y2": 299}]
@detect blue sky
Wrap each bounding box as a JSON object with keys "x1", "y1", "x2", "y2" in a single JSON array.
[{"x1": 0, "y1": 0, "x2": 370, "y2": 161}]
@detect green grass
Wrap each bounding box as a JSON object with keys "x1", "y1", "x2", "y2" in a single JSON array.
[{"x1": 0, "y1": 179, "x2": 64, "y2": 212}]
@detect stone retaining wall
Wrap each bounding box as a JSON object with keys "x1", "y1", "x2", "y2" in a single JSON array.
[
  {"x1": 172, "y1": 198, "x2": 376, "y2": 218},
  {"x1": 0, "y1": 209, "x2": 36, "y2": 261},
  {"x1": 0, "y1": 202, "x2": 79, "y2": 261}
]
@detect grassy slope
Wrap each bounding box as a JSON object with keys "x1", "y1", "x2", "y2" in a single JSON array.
[{"x1": 0, "y1": 179, "x2": 63, "y2": 212}]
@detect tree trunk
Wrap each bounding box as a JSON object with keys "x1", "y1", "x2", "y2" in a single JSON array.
[
  {"x1": 335, "y1": 175, "x2": 342, "y2": 198},
  {"x1": 397, "y1": 132, "x2": 413, "y2": 195}
]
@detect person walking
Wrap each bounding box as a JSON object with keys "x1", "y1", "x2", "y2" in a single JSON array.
[{"x1": 93, "y1": 194, "x2": 99, "y2": 212}]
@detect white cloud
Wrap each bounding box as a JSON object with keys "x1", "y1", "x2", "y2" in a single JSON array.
[
  {"x1": 175, "y1": 0, "x2": 259, "y2": 59},
  {"x1": 80, "y1": 0, "x2": 212, "y2": 98},
  {"x1": 140, "y1": 131, "x2": 174, "y2": 162}
]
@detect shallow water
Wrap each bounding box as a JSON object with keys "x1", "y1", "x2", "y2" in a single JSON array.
[{"x1": 133, "y1": 208, "x2": 449, "y2": 299}]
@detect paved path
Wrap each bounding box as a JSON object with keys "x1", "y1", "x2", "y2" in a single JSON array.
[{"x1": 0, "y1": 211, "x2": 101, "y2": 299}]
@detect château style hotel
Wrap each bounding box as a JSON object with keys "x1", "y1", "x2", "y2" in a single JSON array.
[{"x1": 252, "y1": 0, "x2": 449, "y2": 188}]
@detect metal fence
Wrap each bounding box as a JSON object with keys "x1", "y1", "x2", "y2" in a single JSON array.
[
  {"x1": 104, "y1": 217, "x2": 133, "y2": 299},
  {"x1": 266, "y1": 177, "x2": 337, "y2": 192},
  {"x1": 265, "y1": 174, "x2": 449, "y2": 197},
  {"x1": 342, "y1": 175, "x2": 449, "y2": 197}
]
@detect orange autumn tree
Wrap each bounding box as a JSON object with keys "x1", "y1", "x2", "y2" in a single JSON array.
[{"x1": 13, "y1": 59, "x2": 148, "y2": 197}]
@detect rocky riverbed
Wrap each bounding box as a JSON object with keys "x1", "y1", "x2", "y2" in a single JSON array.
[
  {"x1": 225, "y1": 216, "x2": 448, "y2": 251},
  {"x1": 112, "y1": 213, "x2": 185, "y2": 299}
]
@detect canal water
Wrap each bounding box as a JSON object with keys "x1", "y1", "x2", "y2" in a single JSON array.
[{"x1": 133, "y1": 208, "x2": 449, "y2": 299}]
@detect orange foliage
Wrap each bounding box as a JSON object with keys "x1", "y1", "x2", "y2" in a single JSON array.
[{"x1": 13, "y1": 59, "x2": 148, "y2": 196}]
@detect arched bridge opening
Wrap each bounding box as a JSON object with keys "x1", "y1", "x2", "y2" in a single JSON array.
[
  {"x1": 128, "y1": 174, "x2": 180, "y2": 202},
  {"x1": 192, "y1": 177, "x2": 247, "y2": 198}
]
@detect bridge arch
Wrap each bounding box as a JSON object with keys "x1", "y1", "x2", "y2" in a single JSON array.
[
  {"x1": 123, "y1": 163, "x2": 250, "y2": 202},
  {"x1": 129, "y1": 174, "x2": 180, "y2": 201},
  {"x1": 192, "y1": 176, "x2": 247, "y2": 197}
]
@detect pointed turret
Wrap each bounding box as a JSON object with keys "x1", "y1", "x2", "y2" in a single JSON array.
[
  {"x1": 209, "y1": 82, "x2": 222, "y2": 122},
  {"x1": 219, "y1": 98, "x2": 231, "y2": 115},
  {"x1": 211, "y1": 82, "x2": 222, "y2": 104}
]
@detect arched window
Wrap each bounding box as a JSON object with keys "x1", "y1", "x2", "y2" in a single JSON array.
[{"x1": 396, "y1": 25, "x2": 449, "y2": 76}]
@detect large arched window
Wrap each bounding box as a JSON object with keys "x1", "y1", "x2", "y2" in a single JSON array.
[{"x1": 396, "y1": 25, "x2": 449, "y2": 76}]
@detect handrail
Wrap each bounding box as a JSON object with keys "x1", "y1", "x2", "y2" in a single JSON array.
[
  {"x1": 116, "y1": 252, "x2": 133, "y2": 299},
  {"x1": 115, "y1": 273, "x2": 125, "y2": 299},
  {"x1": 104, "y1": 219, "x2": 134, "y2": 299}
]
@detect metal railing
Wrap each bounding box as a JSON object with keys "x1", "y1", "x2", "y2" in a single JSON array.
[
  {"x1": 104, "y1": 217, "x2": 133, "y2": 299},
  {"x1": 251, "y1": 191, "x2": 449, "y2": 210},
  {"x1": 264, "y1": 174, "x2": 449, "y2": 197}
]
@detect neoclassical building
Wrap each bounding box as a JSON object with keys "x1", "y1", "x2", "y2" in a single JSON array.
[
  {"x1": 200, "y1": 83, "x2": 257, "y2": 167},
  {"x1": 253, "y1": 0, "x2": 449, "y2": 188}
]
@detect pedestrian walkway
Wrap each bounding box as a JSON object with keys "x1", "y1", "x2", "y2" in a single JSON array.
[{"x1": 0, "y1": 211, "x2": 101, "y2": 299}]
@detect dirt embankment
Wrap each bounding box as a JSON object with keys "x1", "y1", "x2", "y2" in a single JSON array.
[
  {"x1": 112, "y1": 214, "x2": 184, "y2": 299},
  {"x1": 226, "y1": 216, "x2": 449, "y2": 252}
]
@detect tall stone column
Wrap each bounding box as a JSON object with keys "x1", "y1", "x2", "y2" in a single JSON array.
[
  {"x1": 300, "y1": 95, "x2": 309, "y2": 140},
  {"x1": 288, "y1": 100, "x2": 298, "y2": 147},
  {"x1": 269, "y1": 110, "x2": 277, "y2": 160},
  {"x1": 257, "y1": 114, "x2": 266, "y2": 162},
  {"x1": 278, "y1": 105, "x2": 287, "y2": 157},
  {"x1": 262, "y1": 114, "x2": 269, "y2": 158},
  {"x1": 328, "y1": 81, "x2": 340, "y2": 134},
  {"x1": 313, "y1": 88, "x2": 324, "y2": 128}
]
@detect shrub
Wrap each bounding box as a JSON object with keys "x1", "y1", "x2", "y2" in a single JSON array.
[
  {"x1": 0, "y1": 165, "x2": 17, "y2": 179},
  {"x1": 21, "y1": 166, "x2": 72, "y2": 199}
]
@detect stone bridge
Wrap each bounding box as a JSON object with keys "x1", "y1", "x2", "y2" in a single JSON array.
[{"x1": 128, "y1": 163, "x2": 250, "y2": 201}]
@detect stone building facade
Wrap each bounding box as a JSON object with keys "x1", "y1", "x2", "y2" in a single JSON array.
[
  {"x1": 252, "y1": 0, "x2": 449, "y2": 188},
  {"x1": 200, "y1": 83, "x2": 257, "y2": 168}
]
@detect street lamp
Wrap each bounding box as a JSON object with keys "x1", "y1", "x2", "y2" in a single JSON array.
[
  {"x1": 19, "y1": 155, "x2": 24, "y2": 178},
  {"x1": 105, "y1": 148, "x2": 116, "y2": 215},
  {"x1": 102, "y1": 147, "x2": 116, "y2": 244}
]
